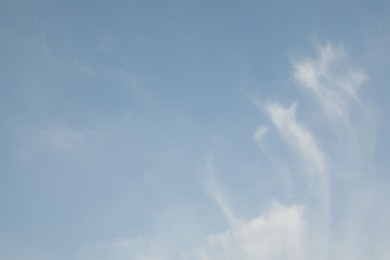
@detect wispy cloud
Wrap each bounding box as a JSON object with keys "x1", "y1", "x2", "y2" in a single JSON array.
[
  {"x1": 205, "y1": 158, "x2": 239, "y2": 227},
  {"x1": 74, "y1": 41, "x2": 383, "y2": 260},
  {"x1": 253, "y1": 42, "x2": 380, "y2": 259},
  {"x1": 253, "y1": 125, "x2": 269, "y2": 144},
  {"x1": 293, "y1": 42, "x2": 375, "y2": 177},
  {"x1": 265, "y1": 102, "x2": 326, "y2": 176},
  {"x1": 293, "y1": 42, "x2": 367, "y2": 122},
  {"x1": 197, "y1": 202, "x2": 306, "y2": 260}
]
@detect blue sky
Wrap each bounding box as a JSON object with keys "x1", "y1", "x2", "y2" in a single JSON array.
[{"x1": 1, "y1": 0, "x2": 390, "y2": 259}]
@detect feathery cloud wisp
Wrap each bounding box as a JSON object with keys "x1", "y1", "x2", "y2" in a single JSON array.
[
  {"x1": 293, "y1": 42, "x2": 367, "y2": 122},
  {"x1": 265, "y1": 102, "x2": 326, "y2": 176}
]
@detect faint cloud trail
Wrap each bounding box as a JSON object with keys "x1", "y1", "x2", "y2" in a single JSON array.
[
  {"x1": 265, "y1": 102, "x2": 326, "y2": 176},
  {"x1": 205, "y1": 157, "x2": 239, "y2": 228}
]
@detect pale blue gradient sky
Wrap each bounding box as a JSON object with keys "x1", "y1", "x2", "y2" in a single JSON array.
[{"x1": 1, "y1": 0, "x2": 390, "y2": 259}]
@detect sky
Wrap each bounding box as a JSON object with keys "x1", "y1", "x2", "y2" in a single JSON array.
[{"x1": 1, "y1": 0, "x2": 390, "y2": 259}]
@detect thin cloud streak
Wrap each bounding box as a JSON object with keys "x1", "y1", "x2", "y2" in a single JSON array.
[
  {"x1": 205, "y1": 158, "x2": 239, "y2": 227},
  {"x1": 265, "y1": 102, "x2": 326, "y2": 176}
]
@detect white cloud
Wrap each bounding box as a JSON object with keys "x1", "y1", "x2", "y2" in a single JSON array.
[
  {"x1": 293, "y1": 42, "x2": 367, "y2": 122},
  {"x1": 197, "y1": 202, "x2": 306, "y2": 260},
  {"x1": 265, "y1": 102, "x2": 326, "y2": 176},
  {"x1": 200, "y1": 159, "x2": 307, "y2": 260},
  {"x1": 205, "y1": 158, "x2": 239, "y2": 227}
]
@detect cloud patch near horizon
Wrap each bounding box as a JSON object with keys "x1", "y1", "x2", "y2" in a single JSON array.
[{"x1": 197, "y1": 201, "x2": 306, "y2": 260}]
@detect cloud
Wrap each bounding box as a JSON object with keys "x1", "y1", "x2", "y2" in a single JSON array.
[
  {"x1": 293, "y1": 42, "x2": 375, "y2": 178},
  {"x1": 198, "y1": 158, "x2": 307, "y2": 260},
  {"x1": 13, "y1": 122, "x2": 101, "y2": 166},
  {"x1": 205, "y1": 159, "x2": 239, "y2": 227},
  {"x1": 96, "y1": 33, "x2": 121, "y2": 53},
  {"x1": 265, "y1": 102, "x2": 326, "y2": 176},
  {"x1": 75, "y1": 41, "x2": 381, "y2": 260},
  {"x1": 197, "y1": 202, "x2": 306, "y2": 260},
  {"x1": 253, "y1": 125, "x2": 269, "y2": 144},
  {"x1": 293, "y1": 42, "x2": 367, "y2": 122},
  {"x1": 250, "y1": 42, "x2": 378, "y2": 259}
]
